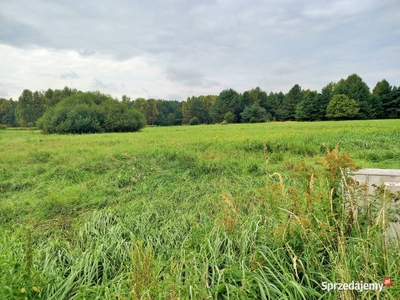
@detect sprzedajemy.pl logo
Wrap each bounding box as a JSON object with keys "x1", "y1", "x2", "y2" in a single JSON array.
[{"x1": 322, "y1": 277, "x2": 393, "y2": 292}]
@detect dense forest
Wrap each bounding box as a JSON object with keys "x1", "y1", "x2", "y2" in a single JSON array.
[{"x1": 0, "y1": 73, "x2": 399, "y2": 128}]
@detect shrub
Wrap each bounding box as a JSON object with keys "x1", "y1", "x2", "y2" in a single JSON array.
[
  {"x1": 0, "y1": 125, "x2": 6, "y2": 130},
  {"x1": 189, "y1": 116, "x2": 200, "y2": 125},
  {"x1": 37, "y1": 92, "x2": 146, "y2": 134},
  {"x1": 240, "y1": 104, "x2": 269, "y2": 123},
  {"x1": 223, "y1": 111, "x2": 235, "y2": 123},
  {"x1": 326, "y1": 94, "x2": 359, "y2": 120}
]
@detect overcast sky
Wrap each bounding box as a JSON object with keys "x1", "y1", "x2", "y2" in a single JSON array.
[{"x1": 1, "y1": 0, "x2": 399, "y2": 101}]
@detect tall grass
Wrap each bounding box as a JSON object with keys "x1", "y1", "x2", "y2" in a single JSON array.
[{"x1": 0, "y1": 120, "x2": 399, "y2": 299}]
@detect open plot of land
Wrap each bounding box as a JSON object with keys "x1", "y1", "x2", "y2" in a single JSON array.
[{"x1": 1, "y1": 120, "x2": 399, "y2": 299}]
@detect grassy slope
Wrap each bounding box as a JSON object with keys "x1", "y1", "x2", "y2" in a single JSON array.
[{"x1": 0, "y1": 120, "x2": 399, "y2": 299}]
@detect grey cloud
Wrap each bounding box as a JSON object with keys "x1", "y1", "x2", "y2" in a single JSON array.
[
  {"x1": 78, "y1": 49, "x2": 96, "y2": 57},
  {"x1": 92, "y1": 79, "x2": 116, "y2": 90},
  {"x1": 60, "y1": 71, "x2": 79, "y2": 79},
  {"x1": 0, "y1": 1, "x2": 395, "y2": 58},
  {"x1": 166, "y1": 66, "x2": 220, "y2": 88},
  {"x1": 0, "y1": 0, "x2": 319, "y2": 65},
  {"x1": 0, "y1": 0, "x2": 399, "y2": 99},
  {"x1": 0, "y1": 18, "x2": 45, "y2": 47},
  {"x1": 202, "y1": 79, "x2": 221, "y2": 88},
  {"x1": 166, "y1": 66, "x2": 204, "y2": 83},
  {"x1": 2, "y1": 0, "x2": 266, "y2": 61}
]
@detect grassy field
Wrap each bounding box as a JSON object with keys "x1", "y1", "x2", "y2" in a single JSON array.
[{"x1": 1, "y1": 120, "x2": 400, "y2": 299}]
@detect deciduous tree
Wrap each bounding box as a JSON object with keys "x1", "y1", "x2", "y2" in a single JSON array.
[
  {"x1": 0, "y1": 98, "x2": 12, "y2": 125},
  {"x1": 16, "y1": 89, "x2": 36, "y2": 126},
  {"x1": 145, "y1": 99, "x2": 159, "y2": 125},
  {"x1": 326, "y1": 94, "x2": 359, "y2": 120},
  {"x1": 224, "y1": 111, "x2": 235, "y2": 123}
]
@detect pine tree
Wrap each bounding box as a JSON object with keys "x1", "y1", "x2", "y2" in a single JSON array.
[
  {"x1": 317, "y1": 83, "x2": 335, "y2": 120},
  {"x1": 373, "y1": 79, "x2": 392, "y2": 118},
  {"x1": 210, "y1": 89, "x2": 241, "y2": 123},
  {"x1": 279, "y1": 84, "x2": 303, "y2": 121},
  {"x1": 295, "y1": 90, "x2": 319, "y2": 121}
]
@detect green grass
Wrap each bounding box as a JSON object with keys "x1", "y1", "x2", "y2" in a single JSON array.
[{"x1": 0, "y1": 120, "x2": 400, "y2": 299}]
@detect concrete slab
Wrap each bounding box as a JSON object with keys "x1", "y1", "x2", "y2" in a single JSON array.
[
  {"x1": 350, "y1": 168, "x2": 400, "y2": 194},
  {"x1": 351, "y1": 169, "x2": 400, "y2": 176},
  {"x1": 349, "y1": 168, "x2": 400, "y2": 240}
]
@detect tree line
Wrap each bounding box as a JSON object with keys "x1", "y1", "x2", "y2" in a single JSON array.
[{"x1": 0, "y1": 73, "x2": 399, "y2": 128}]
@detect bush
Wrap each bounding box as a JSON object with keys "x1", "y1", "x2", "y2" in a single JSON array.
[
  {"x1": 326, "y1": 94, "x2": 359, "y2": 120},
  {"x1": 189, "y1": 116, "x2": 200, "y2": 125},
  {"x1": 37, "y1": 92, "x2": 146, "y2": 134},
  {"x1": 240, "y1": 104, "x2": 269, "y2": 123},
  {"x1": 224, "y1": 111, "x2": 235, "y2": 123},
  {"x1": 0, "y1": 125, "x2": 6, "y2": 130}
]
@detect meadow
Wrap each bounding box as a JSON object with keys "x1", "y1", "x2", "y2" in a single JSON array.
[{"x1": 1, "y1": 120, "x2": 400, "y2": 299}]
